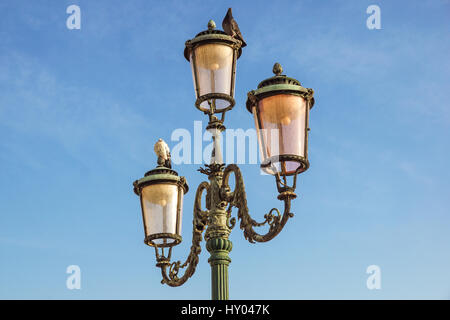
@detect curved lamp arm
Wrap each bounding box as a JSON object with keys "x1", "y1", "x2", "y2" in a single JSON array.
[
  {"x1": 156, "y1": 181, "x2": 209, "y2": 287},
  {"x1": 220, "y1": 164, "x2": 297, "y2": 243}
]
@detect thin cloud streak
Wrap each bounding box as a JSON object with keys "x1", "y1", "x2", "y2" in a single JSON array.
[{"x1": 0, "y1": 51, "x2": 153, "y2": 169}]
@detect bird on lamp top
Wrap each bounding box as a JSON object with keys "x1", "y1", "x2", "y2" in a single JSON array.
[
  {"x1": 154, "y1": 138, "x2": 172, "y2": 169},
  {"x1": 222, "y1": 7, "x2": 247, "y2": 48}
]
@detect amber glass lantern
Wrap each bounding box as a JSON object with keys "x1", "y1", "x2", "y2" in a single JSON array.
[
  {"x1": 133, "y1": 165, "x2": 189, "y2": 247},
  {"x1": 246, "y1": 63, "x2": 315, "y2": 177},
  {"x1": 184, "y1": 20, "x2": 243, "y2": 115}
]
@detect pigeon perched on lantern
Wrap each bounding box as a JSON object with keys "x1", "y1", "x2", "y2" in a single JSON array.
[
  {"x1": 154, "y1": 138, "x2": 171, "y2": 168},
  {"x1": 222, "y1": 8, "x2": 247, "y2": 47}
]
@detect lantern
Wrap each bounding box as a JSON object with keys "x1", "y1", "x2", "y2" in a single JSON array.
[
  {"x1": 184, "y1": 20, "x2": 243, "y2": 115},
  {"x1": 246, "y1": 63, "x2": 315, "y2": 177},
  {"x1": 133, "y1": 163, "x2": 188, "y2": 248}
]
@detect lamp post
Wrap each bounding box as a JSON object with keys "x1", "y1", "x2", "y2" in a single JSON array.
[{"x1": 133, "y1": 16, "x2": 315, "y2": 300}]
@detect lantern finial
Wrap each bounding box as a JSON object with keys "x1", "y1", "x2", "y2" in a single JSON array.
[
  {"x1": 207, "y1": 20, "x2": 216, "y2": 30},
  {"x1": 154, "y1": 138, "x2": 172, "y2": 168},
  {"x1": 273, "y1": 62, "x2": 283, "y2": 76}
]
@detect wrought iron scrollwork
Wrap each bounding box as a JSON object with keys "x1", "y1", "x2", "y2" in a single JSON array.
[
  {"x1": 220, "y1": 164, "x2": 297, "y2": 243},
  {"x1": 156, "y1": 181, "x2": 210, "y2": 287}
]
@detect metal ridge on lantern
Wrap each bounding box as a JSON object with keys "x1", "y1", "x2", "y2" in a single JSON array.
[
  {"x1": 184, "y1": 19, "x2": 243, "y2": 118},
  {"x1": 246, "y1": 62, "x2": 315, "y2": 177}
]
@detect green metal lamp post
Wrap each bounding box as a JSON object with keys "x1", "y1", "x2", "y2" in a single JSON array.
[{"x1": 133, "y1": 18, "x2": 315, "y2": 300}]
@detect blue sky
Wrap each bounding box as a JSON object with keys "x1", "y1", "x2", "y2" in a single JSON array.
[{"x1": 0, "y1": 0, "x2": 449, "y2": 299}]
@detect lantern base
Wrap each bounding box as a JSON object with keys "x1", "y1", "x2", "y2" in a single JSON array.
[
  {"x1": 260, "y1": 154, "x2": 309, "y2": 176},
  {"x1": 195, "y1": 93, "x2": 235, "y2": 114},
  {"x1": 144, "y1": 233, "x2": 182, "y2": 248}
]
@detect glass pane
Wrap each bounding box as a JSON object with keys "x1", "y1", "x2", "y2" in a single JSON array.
[
  {"x1": 141, "y1": 184, "x2": 183, "y2": 245},
  {"x1": 190, "y1": 43, "x2": 233, "y2": 111},
  {"x1": 253, "y1": 94, "x2": 306, "y2": 175}
]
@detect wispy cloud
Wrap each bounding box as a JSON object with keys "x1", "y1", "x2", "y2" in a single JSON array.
[
  {"x1": 243, "y1": 1, "x2": 450, "y2": 125},
  {"x1": 0, "y1": 51, "x2": 153, "y2": 170}
]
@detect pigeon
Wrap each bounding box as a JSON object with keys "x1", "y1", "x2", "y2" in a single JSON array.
[
  {"x1": 222, "y1": 8, "x2": 247, "y2": 47},
  {"x1": 154, "y1": 138, "x2": 171, "y2": 168}
]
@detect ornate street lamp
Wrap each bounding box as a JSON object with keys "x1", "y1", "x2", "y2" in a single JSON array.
[{"x1": 132, "y1": 12, "x2": 316, "y2": 300}]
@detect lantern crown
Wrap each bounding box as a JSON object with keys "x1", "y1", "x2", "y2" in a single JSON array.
[
  {"x1": 246, "y1": 63, "x2": 314, "y2": 112},
  {"x1": 272, "y1": 62, "x2": 283, "y2": 76},
  {"x1": 133, "y1": 166, "x2": 189, "y2": 196},
  {"x1": 184, "y1": 20, "x2": 243, "y2": 61},
  {"x1": 207, "y1": 19, "x2": 216, "y2": 30},
  {"x1": 258, "y1": 63, "x2": 302, "y2": 88}
]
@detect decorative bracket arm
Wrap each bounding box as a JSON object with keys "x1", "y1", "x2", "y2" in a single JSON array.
[
  {"x1": 156, "y1": 181, "x2": 209, "y2": 287},
  {"x1": 220, "y1": 164, "x2": 297, "y2": 244}
]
